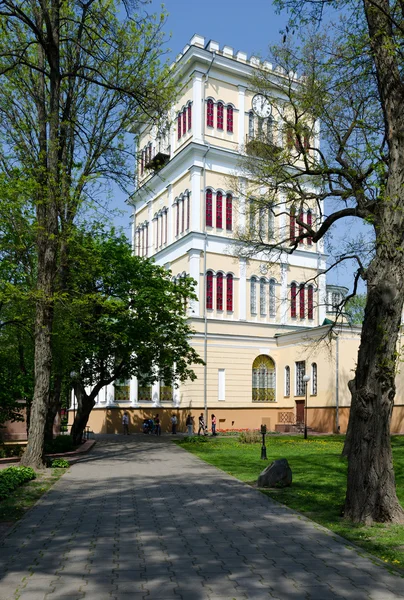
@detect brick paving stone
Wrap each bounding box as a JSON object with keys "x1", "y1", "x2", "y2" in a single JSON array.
[{"x1": 1, "y1": 435, "x2": 404, "y2": 600}]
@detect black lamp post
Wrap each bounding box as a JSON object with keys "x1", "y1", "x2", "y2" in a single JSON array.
[
  {"x1": 303, "y1": 374, "x2": 311, "y2": 440},
  {"x1": 260, "y1": 424, "x2": 267, "y2": 459},
  {"x1": 70, "y1": 371, "x2": 77, "y2": 433}
]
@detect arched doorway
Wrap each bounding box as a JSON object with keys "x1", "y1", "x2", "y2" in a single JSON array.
[{"x1": 252, "y1": 355, "x2": 276, "y2": 402}]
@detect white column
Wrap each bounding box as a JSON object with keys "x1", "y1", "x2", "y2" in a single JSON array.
[
  {"x1": 148, "y1": 203, "x2": 153, "y2": 254},
  {"x1": 317, "y1": 256, "x2": 327, "y2": 325},
  {"x1": 173, "y1": 383, "x2": 180, "y2": 407},
  {"x1": 106, "y1": 383, "x2": 115, "y2": 406},
  {"x1": 193, "y1": 71, "x2": 204, "y2": 144},
  {"x1": 152, "y1": 381, "x2": 160, "y2": 407},
  {"x1": 190, "y1": 166, "x2": 202, "y2": 231},
  {"x1": 167, "y1": 184, "x2": 173, "y2": 244},
  {"x1": 280, "y1": 262, "x2": 289, "y2": 324},
  {"x1": 238, "y1": 85, "x2": 246, "y2": 148},
  {"x1": 239, "y1": 258, "x2": 247, "y2": 320},
  {"x1": 130, "y1": 376, "x2": 139, "y2": 407},
  {"x1": 188, "y1": 249, "x2": 202, "y2": 316}
]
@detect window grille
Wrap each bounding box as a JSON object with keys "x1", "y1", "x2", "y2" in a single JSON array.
[
  {"x1": 207, "y1": 99, "x2": 214, "y2": 127},
  {"x1": 249, "y1": 111, "x2": 254, "y2": 138},
  {"x1": 206, "y1": 271, "x2": 213, "y2": 310},
  {"x1": 296, "y1": 361, "x2": 306, "y2": 396},
  {"x1": 299, "y1": 209, "x2": 304, "y2": 242},
  {"x1": 260, "y1": 278, "x2": 266, "y2": 316},
  {"x1": 177, "y1": 113, "x2": 182, "y2": 139},
  {"x1": 226, "y1": 274, "x2": 233, "y2": 311},
  {"x1": 290, "y1": 209, "x2": 296, "y2": 243},
  {"x1": 227, "y1": 105, "x2": 233, "y2": 132},
  {"x1": 291, "y1": 282, "x2": 297, "y2": 318},
  {"x1": 308, "y1": 285, "x2": 314, "y2": 320},
  {"x1": 188, "y1": 103, "x2": 192, "y2": 130},
  {"x1": 217, "y1": 102, "x2": 224, "y2": 130},
  {"x1": 299, "y1": 284, "x2": 305, "y2": 319},
  {"x1": 216, "y1": 192, "x2": 223, "y2": 229},
  {"x1": 206, "y1": 189, "x2": 213, "y2": 227},
  {"x1": 269, "y1": 279, "x2": 276, "y2": 318},
  {"x1": 226, "y1": 194, "x2": 233, "y2": 231},
  {"x1": 252, "y1": 355, "x2": 276, "y2": 402},
  {"x1": 250, "y1": 277, "x2": 257, "y2": 314},
  {"x1": 216, "y1": 273, "x2": 223, "y2": 311},
  {"x1": 312, "y1": 363, "x2": 317, "y2": 395},
  {"x1": 307, "y1": 210, "x2": 313, "y2": 245},
  {"x1": 182, "y1": 111, "x2": 186, "y2": 137},
  {"x1": 285, "y1": 366, "x2": 290, "y2": 396}
]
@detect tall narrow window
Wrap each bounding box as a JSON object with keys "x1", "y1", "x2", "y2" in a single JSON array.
[
  {"x1": 249, "y1": 200, "x2": 255, "y2": 234},
  {"x1": 136, "y1": 228, "x2": 140, "y2": 256},
  {"x1": 206, "y1": 189, "x2": 213, "y2": 227},
  {"x1": 183, "y1": 110, "x2": 186, "y2": 136},
  {"x1": 291, "y1": 282, "x2": 297, "y2": 318},
  {"x1": 145, "y1": 224, "x2": 148, "y2": 257},
  {"x1": 308, "y1": 285, "x2": 314, "y2": 320},
  {"x1": 299, "y1": 209, "x2": 304, "y2": 242},
  {"x1": 227, "y1": 105, "x2": 233, "y2": 132},
  {"x1": 216, "y1": 191, "x2": 223, "y2": 228},
  {"x1": 206, "y1": 271, "x2": 213, "y2": 310},
  {"x1": 286, "y1": 125, "x2": 294, "y2": 150},
  {"x1": 207, "y1": 99, "x2": 214, "y2": 127},
  {"x1": 299, "y1": 284, "x2": 305, "y2": 319},
  {"x1": 250, "y1": 277, "x2": 257, "y2": 314},
  {"x1": 181, "y1": 198, "x2": 185, "y2": 233},
  {"x1": 165, "y1": 210, "x2": 168, "y2": 244},
  {"x1": 259, "y1": 207, "x2": 265, "y2": 239},
  {"x1": 267, "y1": 116, "x2": 273, "y2": 143},
  {"x1": 140, "y1": 150, "x2": 144, "y2": 175},
  {"x1": 154, "y1": 217, "x2": 158, "y2": 250},
  {"x1": 296, "y1": 361, "x2": 306, "y2": 396},
  {"x1": 289, "y1": 209, "x2": 296, "y2": 243},
  {"x1": 285, "y1": 366, "x2": 290, "y2": 396},
  {"x1": 249, "y1": 111, "x2": 254, "y2": 138},
  {"x1": 304, "y1": 130, "x2": 310, "y2": 150},
  {"x1": 160, "y1": 213, "x2": 164, "y2": 247},
  {"x1": 311, "y1": 363, "x2": 317, "y2": 395},
  {"x1": 226, "y1": 274, "x2": 233, "y2": 311},
  {"x1": 307, "y1": 210, "x2": 313, "y2": 245},
  {"x1": 216, "y1": 273, "x2": 223, "y2": 310},
  {"x1": 260, "y1": 278, "x2": 266, "y2": 316},
  {"x1": 217, "y1": 102, "x2": 224, "y2": 130},
  {"x1": 257, "y1": 117, "x2": 264, "y2": 139},
  {"x1": 186, "y1": 194, "x2": 190, "y2": 230},
  {"x1": 268, "y1": 210, "x2": 274, "y2": 238},
  {"x1": 177, "y1": 113, "x2": 182, "y2": 139},
  {"x1": 269, "y1": 279, "x2": 276, "y2": 318},
  {"x1": 188, "y1": 103, "x2": 192, "y2": 130},
  {"x1": 176, "y1": 201, "x2": 179, "y2": 236},
  {"x1": 226, "y1": 194, "x2": 233, "y2": 231}
]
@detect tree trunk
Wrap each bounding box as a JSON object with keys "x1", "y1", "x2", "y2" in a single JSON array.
[
  {"x1": 70, "y1": 384, "x2": 96, "y2": 446},
  {"x1": 344, "y1": 252, "x2": 404, "y2": 524},
  {"x1": 45, "y1": 375, "x2": 62, "y2": 443}
]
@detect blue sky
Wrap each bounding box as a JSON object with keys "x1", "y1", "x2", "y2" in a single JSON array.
[{"x1": 115, "y1": 0, "x2": 368, "y2": 293}]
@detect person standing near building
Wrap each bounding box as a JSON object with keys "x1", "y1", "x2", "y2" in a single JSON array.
[
  {"x1": 170, "y1": 414, "x2": 178, "y2": 435},
  {"x1": 154, "y1": 414, "x2": 161, "y2": 436},
  {"x1": 211, "y1": 414, "x2": 217, "y2": 436},
  {"x1": 122, "y1": 411, "x2": 129, "y2": 435},
  {"x1": 186, "y1": 414, "x2": 193, "y2": 436},
  {"x1": 198, "y1": 413, "x2": 205, "y2": 436}
]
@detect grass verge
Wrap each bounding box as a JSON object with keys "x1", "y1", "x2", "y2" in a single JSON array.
[{"x1": 175, "y1": 434, "x2": 404, "y2": 569}]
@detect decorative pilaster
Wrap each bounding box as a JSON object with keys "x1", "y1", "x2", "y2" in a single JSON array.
[
  {"x1": 190, "y1": 166, "x2": 202, "y2": 231},
  {"x1": 188, "y1": 249, "x2": 202, "y2": 316},
  {"x1": 192, "y1": 71, "x2": 204, "y2": 143},
  {"x1": 238, "y1": 85, "x2": 246, "y2": 148},
  {"x1": 130, "y1": 376, "x2": 139, "y2": 407},
  {"x1": 239, "y1": 258, "x2": 247, "y2": 320},
  {"x1": 167, "y1": 185, "x2": 173, "y2": 244},
  {"x1": 280, "y1": 262, "x2": 289, "y2": 324}
]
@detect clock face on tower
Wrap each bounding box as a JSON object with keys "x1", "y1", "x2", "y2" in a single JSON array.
[{"x1": 252, "y1": 94, "x2": 272, "y2": 118}]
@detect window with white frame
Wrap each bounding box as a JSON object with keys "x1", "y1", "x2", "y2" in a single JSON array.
[
  {"x1": 311, "y1": 363, "x2": 317, "y2": 395},
  {"x1": 269, "y1": 279, "x2": 276, "y2": 318},
  {"x1": 260, "y1": 278, "x2": 266, "y2": 315},
  {"x1": 285, "y1": 366, "x2": 290, "y2": 396},
  {"x1": 295, "y1": 361, "x2": 306, "y2": 396},
  {"x1": 250, "y1": 277, "x2": 257, "y2": 314}
]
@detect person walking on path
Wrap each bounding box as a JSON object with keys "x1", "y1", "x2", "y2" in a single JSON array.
[
  {"x1": 170, "y1": 414, "x2": 177, "y2": 435},
  {"x1": 154, "y1": 414, "x2": 161, "y2": 436},
  {"x1": 186, "y1": 414, "x2": 193, "y2": 436},
  {"x1": 122, "y1": 411, "x2": 129, "y2": 435},
  {"x1": 211, "y1": 413, "x2": 217, "y2": 436},
  {"x1": 198, "y1": 413, "x2": 205, "y2": 436}
]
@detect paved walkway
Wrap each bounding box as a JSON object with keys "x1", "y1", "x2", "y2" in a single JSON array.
[{"x1": 1, "y1": 435, "x2": 404, "y2": 600}]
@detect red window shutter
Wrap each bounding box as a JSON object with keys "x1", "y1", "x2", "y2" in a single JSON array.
[
  {"x1": 183, "y1": 111, "x2": 186, "y2": 136},
  {"x1": 307, "y1": 210, "x2": 312, "y2": 245},
  {"x1": 216, "y1": 192, "x2": 223, "y2": 228},
  {"x1": 177, "y1": 114, "x2": 182, "y2": 140},
  {"x1": 299, "y1": 210, "x2": 304, "y2": 243},
  {"x1": 207, "y1": 99, "x2": 214, "y2": 127},
  {"x1": 217, "y1": 102, "x2": 224, "y2": 130},
  {"x1": 206, "y1": 271, "x2": 213, "y2": 310},
  {"x1": 290, "y1": 210, "x2": 296, "y2": 243},
  {"x1": 188, "y1": 104, "x2": 192, "y2": 130},
  {"x1": 206, "y1": 189, "x2": 213, "y2": 227},
  {"x1": 216, "y1": 273, "x2": 223, "y2": 310},
  {"x1": 299, "y1": 284, "x2": 305, "y2": 319},
  {"x1": 227, "y1": 105, "x2": 233, "y2": 133},
  {"x1": 226, "y1": 274, "x2": 233, "y2": 311},
  {"x1": 291, "y1": 283, "x2": 297, "y2": 318},
  {"x1": 308, "y1": 285, "x2": 314, "y2": 319},
  {"x1": 226, "y1": 194, "x2": 233, "y2": 231}
]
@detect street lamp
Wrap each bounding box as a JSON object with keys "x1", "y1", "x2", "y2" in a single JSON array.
[
  {"x1": 260, "y1": 424, "x2": 267, "y2": 459},
  {"x1": 303, "y1": 374, "x2": 311, "y2": 440}
]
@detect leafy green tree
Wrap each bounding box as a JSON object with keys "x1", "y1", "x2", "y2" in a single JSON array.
[
  {"x1": 0, "y1": 0, "x2": 174, "y2": 468},
  {"x1": 345, "y1": 294, "x2": 367, "y2": 326},
  {"x1": 61, "y1": 229, "x2": 203, "y2": 445},
  {"x1": 236, "y1": 0, "x2": 404, "y2": 522}
]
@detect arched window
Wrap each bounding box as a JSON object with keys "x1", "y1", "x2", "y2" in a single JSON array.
[
  {"x1": 259, "y1": 207, "x2": 265, "y2": 238},
  {"x1": 252, "y1": 355, "x2": 276, "y2": 402},
  {"x1": 186, "y1": 193, "x2": 190, "y2": 231},
  {"x1": 226, "y1": 274, "x2": 233, "y2": 311},
  {"x1": 206, "y1": 271, "x2": 213, "y2": 310},
  {"x1": 250, "y1": 277, "x2": 257, "y2": 314},
  {"x1": 260, "y1": 278, "x2": 266, "y2": 316},
  {"x1": 206, "y1": 189, "x2": 213, "y2": 227},
  {"x1": 216, "y1": 191, "x2": 223, "y2": 229},
  {"x1": 290, "y1": 208, "x2": 296, "y2": 243},
  {"x1": 227, "y1": 105, "x2": 234, "y2": 133},
  {"x1": 182, "y1": 110, "x2": 186, "y2": 137},
  {"x1": 140, "y1": 150, "x2": 144, "y2": 175},
  {"x1": 307, "y1": 209, "x2": 313, "y2": 245},
  {"x1": 291, "y1": 282, "x2": 297, "y2": 318},
  {"x1": 311, "y1": 363, "x2": 317, "y2": 395},
  {"x1": 267, "y1": 116, "x2": 273, "y2": 143},
  {"x1": 249, "y1": 199, "x2": 256, "y2": 233},
  {"x1": 138, "y1": 378, "x2": 152, "y2": 401},
  {"x1": 249, "y1": 111, "x2": 254, "y2": 138},
  {"x1": 217, "y1": 102, "x2": 224, "y2": 130},
  {"x1": 187, "y1": 103, "x2": 192, "y2": 130},
  {"x1": 181, "y1": 198, "x2": 185, "y2": 233},
  {"x1": 268, "y1": 209, "x2": 274, "y2": 238},
  {"x1": 308, "y1": 285, "x2": 314, "y2": 320},
  {"x1": 285, "y1": 366, "x2": 290, "y2": 396},
  {"x1": 177, "y1": 113, "x2": 182, "y2": 140},
  {"x1": 216, "y1": 272, "x2": 223, "y2": 310},
  {"x1": 299, "y1": 283, "x2": 305, "y2": 319},
  {"x1": 207, "y1": 99, "x2": 214, "y2": 127},
  {"x1": 226, "y1": 194, "x2": 233, "y2": 231},
  {"x1": 175, "y1": 201, "x2": 179, "y2": 236},
  {"x1": 299, "y1": 209, "x2": 304, "y2": 242},
  {"x1": 269, "y1": 279, "x2": 276, "y2": 318}
]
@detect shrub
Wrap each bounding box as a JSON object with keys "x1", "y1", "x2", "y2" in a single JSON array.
[
  {"x1": 179, "y1": 436, "x2": 209, "y2": 444},
  {"x1": 0, "y1": 445, "x2": 26, "y2": 458},
  {"x1": 50, "y1": 458, "x2": 70, "y2": 468},
  {"x1": 0, "y1": 466, "x2": 36, "y2": 500},
  {"x1": 238, "y1": 430, "x2": 262, "y2": 444},
  {"x1": 44, "y1": 435, "x2": 75, "y2": 454}
]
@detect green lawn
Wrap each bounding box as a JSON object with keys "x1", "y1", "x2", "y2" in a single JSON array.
[{"x1": 175, "y1": 435, "x2": 404, "y2": 569}]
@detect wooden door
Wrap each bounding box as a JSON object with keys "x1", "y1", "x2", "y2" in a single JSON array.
[{"x1": 295, "y1": 400, "x2": 305, "y2": 423}]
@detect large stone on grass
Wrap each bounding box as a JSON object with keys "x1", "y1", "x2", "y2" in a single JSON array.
[{"x1": 258, "y1": 458, "x2": 292, "y2": 488}]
